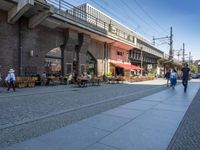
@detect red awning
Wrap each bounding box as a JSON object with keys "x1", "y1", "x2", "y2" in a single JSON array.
[
  {"x1": 111, "y1": 62, "x2": 143, "y2": 70},
  {"x1": 134, "y1": 66, "x2": 144, "y2": 70}
]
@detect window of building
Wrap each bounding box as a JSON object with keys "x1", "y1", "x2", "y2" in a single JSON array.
[
  {"x1": 117, "y1": 51, "x2": 123, "y2": 56},
  {"x1": 66, "y1": 63, "x2": 72, "y2": 75}
]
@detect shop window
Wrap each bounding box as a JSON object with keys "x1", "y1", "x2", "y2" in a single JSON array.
[{"x1": 81, "y1": 64, "x2": 85, "y2": 73}]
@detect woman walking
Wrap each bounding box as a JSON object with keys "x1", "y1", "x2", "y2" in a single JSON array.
[
  {"x1": 170, "y1": 69, "x2": 177, "y2": 89},
  {"x1": 5, "y1": 68, "x2": 16, "y2": 92}
]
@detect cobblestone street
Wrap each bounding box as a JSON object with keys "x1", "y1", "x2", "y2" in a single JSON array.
[
  {"x1": 1, "y1": 79, "x2": 199, "y2": 150},
  {"x1": 0, "y1": 79, "x2": 168, "y2": 149},
  {"x1": 167, "y1": 84, "x2": 200, "y2": 150}
]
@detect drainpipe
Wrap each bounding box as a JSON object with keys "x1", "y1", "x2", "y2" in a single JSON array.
[
  {"x1": 104, "y1": 42, "x2": 106, "y2": 75},
  {"x1": 77, "y1": 33, "x2": 83, "y2": 76},
  {"x1": 75, "y1": 45, "x2": 80, "y2": 76},
  {"x1": 18, "y1": 18, "x2": 23, "y2": 76}
]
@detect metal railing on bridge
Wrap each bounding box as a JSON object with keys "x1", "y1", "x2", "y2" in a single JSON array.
[
  {"x1": 46, "y1": 0, "x2": 137, "y2": 44},
  {"x1": 46, "y1": 0, "x2": 108, "y2": 33},
  {"x1": 45, "y1": 0, "x2": 164, "y2": 58}
]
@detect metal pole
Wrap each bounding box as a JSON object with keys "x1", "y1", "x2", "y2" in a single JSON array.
[
  {"x1": 189, "y1": 51, "x2": 191, "y2": 69},
  {"x1": 169, "y1": 26, "x2": 173, "y2": 59},
  {"x1": 177, "y1": 51, "x2": 180, "y2": 61},
  {"x1": 141, "y1": 47, "x2": 143, "y2": 76},
  {"x1": 152, "y1": 36, "x2": 155, "y2": 46},
  {"x1": 19, "y1": 18, "x2": 23, "y2": 76},
  {"x1": 182, "y1": 43, "x2": 185, "y2": 63},
  {"x1": 59, "y1": 0, "x2": 61, "y2": 11}
]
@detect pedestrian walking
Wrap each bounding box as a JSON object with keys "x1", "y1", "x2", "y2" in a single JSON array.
[
  {"x1": 170, "y1": 69, "x2": 177, "y2": 89},
  {"x1": 181, "y1": 63, "x2": 190, "y2": 92},
  {"x1": 5, "y1": 68, "x2": 16, "y2": 92},
  {"x1": 164, "y1": 70, "x2": 171, "y2": 87},
  {"x1": 41, "y1": 72, "x2": 47, "y2": 86}
]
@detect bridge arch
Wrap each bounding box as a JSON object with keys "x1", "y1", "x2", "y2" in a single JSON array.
[{"x1": 44, "y1": 47, "x2": 62, "y2": 76}]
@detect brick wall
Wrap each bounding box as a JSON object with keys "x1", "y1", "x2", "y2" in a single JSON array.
[
  {"x1": 20, "y1": 18, "x2": 65, "y2": 75},
  {"x1": 0, "y1": 10, "x2": 19, "y2": 78},
  {"x1": 0, "y1": 10, "x2": 105, "y2": 77}
]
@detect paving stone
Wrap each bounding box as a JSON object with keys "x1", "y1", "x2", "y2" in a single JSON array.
[
  {"x1": 154, "y1": 103, "x2": 189, "y2": 112},
  {"x1": 4, "y1": 124, "x2": 109, "y2": 150},
  {"x1": 0, "y1": 84, "x2": 167, "y2": 149},
  {"x1": 1, "y1": 81, "x2": 200, "y2": 150},
  {"x1": 78, "y1": 114, "x2": 130, "y2": 132},
  {"x1": 120, "y1": 100, "x2": 160, "y2": 110},
  {"x1": 103, "y1": 107, "x2": 143, "y2": 119},
  {"x1": 84, "y1": 143, "x2": 118, "y2": 150}
]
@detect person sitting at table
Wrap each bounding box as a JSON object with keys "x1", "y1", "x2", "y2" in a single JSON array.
[
  {"x1": 82, "y1": 71, "x2": 88, "y2": 80},
  {"x1": 87, "y1": 71, "x2": 92, "y2": 80},
  {"x1": 67, "y1": 73, "x2": 73, "y2": 84},
  {"x1": 72, "y1": 71, "x2": 77, "y2": 82}
]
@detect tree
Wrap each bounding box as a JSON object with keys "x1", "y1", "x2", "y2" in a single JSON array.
[{"x1": 191, "y1": 64, "x2": 198, "y2": 73}]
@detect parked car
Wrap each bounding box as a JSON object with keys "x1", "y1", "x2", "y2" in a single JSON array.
[
  {"x1": 191, "y1": 73, "x2": 199, "y2": 79},
  {"x1": 197, "y1": 73, "x2": 200, "y2": 78}
]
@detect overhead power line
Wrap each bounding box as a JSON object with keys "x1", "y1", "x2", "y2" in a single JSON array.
[
  {"x1": 133, "y1": 0, "x2": 167, "y2": 35},
  {"x1": 118, "y1": 0, "x2": 166, "y2": 37},
  {"x1": 108, "y1": 0, "x2": 154, "y2": 37},
  {"x1": 90, "y1": 0, "x2": 171, "y2": 43},
  {"x1": 90, "y1": 0, "x2": 136, "y2": 27},
  {"x1": 90, "y1": 0, "x2": 142, "y2": 31}
]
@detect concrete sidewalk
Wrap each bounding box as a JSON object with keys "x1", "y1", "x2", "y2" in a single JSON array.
[{"x1": 3, "y1": 82, "x2": 200, "y2": 150}]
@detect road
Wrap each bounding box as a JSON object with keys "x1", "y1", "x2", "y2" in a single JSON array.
[{"x1": 0, "y1": 79, "x2": 168, "y2": 149}]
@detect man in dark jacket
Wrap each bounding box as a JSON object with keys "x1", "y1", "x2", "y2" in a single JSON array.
[
  {"x1": 164, "y1": 70, "x2": 171, "y2": 87},
  {"x1": 181, "y1": 63, "x2": 190, "y2": 92}
]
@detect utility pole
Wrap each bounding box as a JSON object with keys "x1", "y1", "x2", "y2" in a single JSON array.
[
  {"x1": 140, "y1": 47, "x2": 143, "y2": 76},
  {"x1": 177, "y1": 50, "x2": 181, "y2": 61},
  {"x1": 189, "y1": 51, "x2": 191, "y2": 68},
  {"x1": 152, "y1": 27, "x2": 173, "y2": 60},
  {"x1": 169, "y1": 26, "x2": 173, "y2": 59},
  {"x1": 182, "y1": 43, "x2": 185, "y2": 63}
]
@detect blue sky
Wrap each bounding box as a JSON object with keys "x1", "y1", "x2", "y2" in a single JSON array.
[{"x1": 62, "y1": 0, "x2": 200, "y2": 60}]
